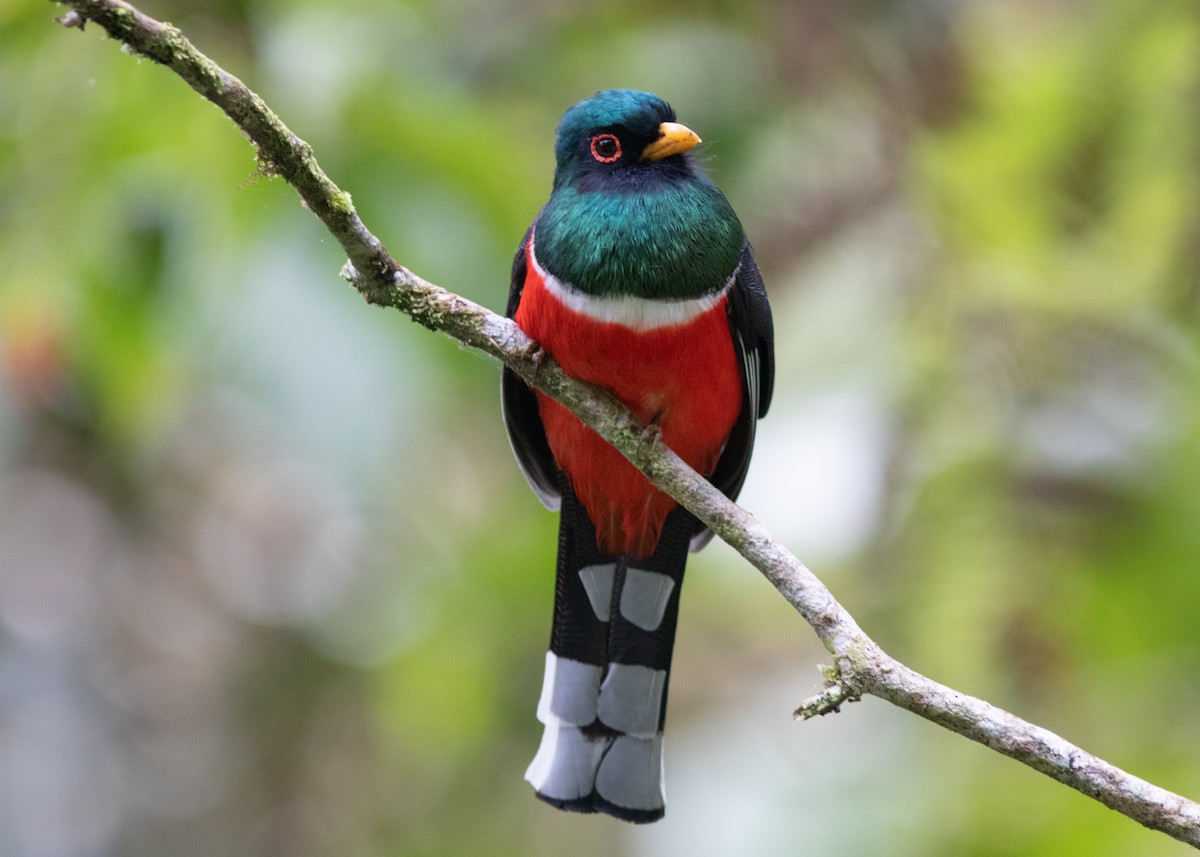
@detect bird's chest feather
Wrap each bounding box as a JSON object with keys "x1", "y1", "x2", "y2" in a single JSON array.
[
  {"x1": 516, "y1": 239, "x2": 739, "y2": 429},
  {"x1": 514, "y1": 238, "x2": 742, "y2": 555}
]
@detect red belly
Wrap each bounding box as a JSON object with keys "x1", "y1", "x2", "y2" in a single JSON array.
[{"x1": 515, "y1": 248, "x2": 742, "y2": 557}]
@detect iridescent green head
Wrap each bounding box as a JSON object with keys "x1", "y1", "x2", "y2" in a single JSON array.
[{"x1": 535, "y1": 89, "x2": 744, "y2": 300}]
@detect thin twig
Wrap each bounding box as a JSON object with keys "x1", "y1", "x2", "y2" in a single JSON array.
[{"x1": 48, "y1": 0, "x2": 1200, "y2": 847}]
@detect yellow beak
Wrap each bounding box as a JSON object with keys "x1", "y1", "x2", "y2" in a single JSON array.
[{"x1": 640, "y1": 121, "x2": 701, "y2": 161}]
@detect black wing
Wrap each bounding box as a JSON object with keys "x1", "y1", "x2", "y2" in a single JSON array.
[
  {"x1": 501, "y1": 224, "x2": 562, "y2": 511},
  {"x1": 690, "y1": 239, "x2": 775, "y2": 551}
]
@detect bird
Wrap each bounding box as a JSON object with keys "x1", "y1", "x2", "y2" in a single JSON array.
[{"x1": 502, "y1": 89, "x2": 775, "y2": 823}]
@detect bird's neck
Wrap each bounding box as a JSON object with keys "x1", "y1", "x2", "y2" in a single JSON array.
[{"x1": 534, "y1": 179, "x2": 744, "y2": 301}]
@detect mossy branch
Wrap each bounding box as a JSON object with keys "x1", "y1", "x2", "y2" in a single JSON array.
[{"x1": 49, "y1": 0, "x2": 1200, "y2": 847}]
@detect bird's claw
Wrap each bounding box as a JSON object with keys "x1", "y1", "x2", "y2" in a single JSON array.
[{"x1": 637, "y1": 423, "x2": 663, "y2": 455}]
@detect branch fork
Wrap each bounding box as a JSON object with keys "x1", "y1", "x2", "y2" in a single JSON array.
[{"x1": 795, "y1": 661, "x2": 861, "y2": 719}]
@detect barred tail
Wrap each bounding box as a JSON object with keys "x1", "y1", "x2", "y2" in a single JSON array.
[{"x1": 525, "y1": 490, "x2": 694, "y2": 823}]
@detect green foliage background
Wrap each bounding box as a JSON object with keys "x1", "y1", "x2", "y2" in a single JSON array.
[{"x1": 2, "y1": 0, "x2": 1199, "y2": 854}]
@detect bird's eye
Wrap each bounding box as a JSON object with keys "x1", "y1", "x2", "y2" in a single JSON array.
[{"x1": 590, "y1": 134, "x2": 622, "y2": 163}]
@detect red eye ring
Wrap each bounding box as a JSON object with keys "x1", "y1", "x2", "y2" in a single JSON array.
[{"x1": 590, "y1": 133, "x2": 622, "y2": 163}]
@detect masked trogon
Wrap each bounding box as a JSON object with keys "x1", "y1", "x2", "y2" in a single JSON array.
[{"x1": 502, "y1": 89, "x2": 775, "y2": 823}]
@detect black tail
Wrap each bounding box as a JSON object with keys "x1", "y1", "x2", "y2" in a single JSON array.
[{"x1": 525, "y1": 483, "x2": 695, "y2": 823}]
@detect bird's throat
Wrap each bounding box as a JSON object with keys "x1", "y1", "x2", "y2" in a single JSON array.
[{"x1": 534, "y1": 180, "x2": 743, "y2": 302}]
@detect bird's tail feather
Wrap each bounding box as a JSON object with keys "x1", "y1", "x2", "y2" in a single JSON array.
[{"x1": 525, "y1": 488, "x2": 694, "y2": 823}]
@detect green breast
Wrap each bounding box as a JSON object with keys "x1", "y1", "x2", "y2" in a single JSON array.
[{"x1": 535, "y1": 179, "x2": 744, "y2": 301}]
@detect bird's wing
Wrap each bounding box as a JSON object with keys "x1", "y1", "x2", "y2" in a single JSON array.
[
  {"x1": 502, "y1": 224, "x2": 562, "y2": 511},
  {"x1": 690, "y1": 239, "x2": 775, "y2": 551}
]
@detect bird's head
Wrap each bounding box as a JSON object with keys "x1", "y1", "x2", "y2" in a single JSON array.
[
  {"x1": 551, "y1": 90, "x2": 702, "y2": 192},
  {"x1": 536, "y1": 89, "x2": 741, "y2": 299}
]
